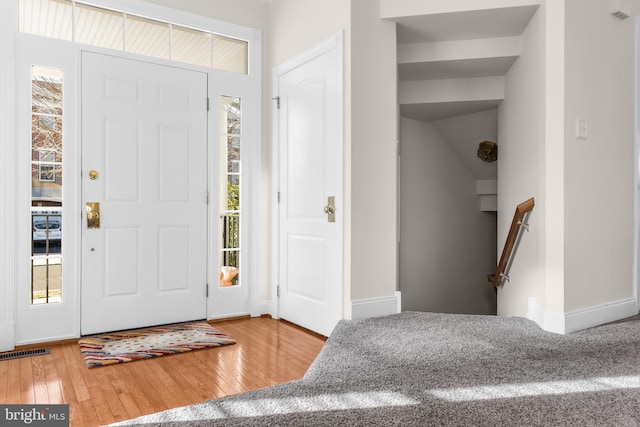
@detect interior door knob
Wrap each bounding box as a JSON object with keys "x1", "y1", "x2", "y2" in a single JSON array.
[{"x1": 324, "y1": 196, "x2": 336, "y2": 222}]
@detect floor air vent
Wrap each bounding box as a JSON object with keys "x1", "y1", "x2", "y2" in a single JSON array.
[{"x1": 0, "y1": 348, "x2": 50, "y2": 361}]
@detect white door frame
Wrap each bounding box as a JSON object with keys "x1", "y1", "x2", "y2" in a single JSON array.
[
  {"x1": 2, "y1": 0, "x2": 262, "y2": 348},
  {"x1": 0, "y1": 0, "x2": 19, "y2": 351},
  {"x1": 271, "y1": 32, "x2": 345, "y2": 325}
]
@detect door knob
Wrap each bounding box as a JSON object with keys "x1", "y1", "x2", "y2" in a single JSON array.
[
  {"x1": 324, "y1": 196, "x2": 336, "y2": 223},
  {"x1": 86, "y1": 202, "x2": 101, "y2": 228}
]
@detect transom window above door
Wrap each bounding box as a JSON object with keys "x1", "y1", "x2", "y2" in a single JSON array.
[{"x1": 18, "y1": 0, "x2": 249, "y2": 74}]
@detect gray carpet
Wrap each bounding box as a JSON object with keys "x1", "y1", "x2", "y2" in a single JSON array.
[{"x1": 109, "y1": 311, "x2": 640, "y2": 426}]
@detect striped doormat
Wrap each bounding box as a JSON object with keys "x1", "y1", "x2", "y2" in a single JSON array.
[{"x1": 78, "y1": 322, "x2": 236, "y2": 368}]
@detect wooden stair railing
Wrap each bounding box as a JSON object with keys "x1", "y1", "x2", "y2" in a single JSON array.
[{"x1": 488, "y1": 197, "x2": 535, "y2": 287}]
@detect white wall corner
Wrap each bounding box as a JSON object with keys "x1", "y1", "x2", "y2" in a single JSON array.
[
  {"x1": 351, "y1": 293, "x2": 401, "y2": 320},
  {"x1": 526, "y1": 297, "x2": 565, "y2": 334},
  {"x1": 0, "y1": 322, "x2": 15, "y2": 352},
  {"x1": 542, "y1": 310, "x2": 566, "y2": 335}
]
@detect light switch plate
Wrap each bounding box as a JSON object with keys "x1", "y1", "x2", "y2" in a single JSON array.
[{"x1": 576, "y1": 119, "x2": 588, "y2": 141}]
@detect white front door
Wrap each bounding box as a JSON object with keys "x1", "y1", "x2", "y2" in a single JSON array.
[
  {"x1": 275, "y1": 34, "x2": 344, "y2": 337},
  {"x1": 81, "y1": 52, "x2": 208, "y2": 335}
]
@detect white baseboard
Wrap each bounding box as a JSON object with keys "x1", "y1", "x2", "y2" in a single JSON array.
[
  {"x1": 351, "y1": 292, "x2": 401, "y2": 320},
  {"x1": 208, "y1": 312, "x2": 250, "y2": 321},
  {"x1": 208, "y1": 302, "x2": 274, "y2": 322},
  {"x1": 564, "y1": 298, "x2": 638, "y2": 333},
  {"x1": 0, "y1": 321, "x2": 15, "y2": 352},
  {"x1": 527, "y1": 297, "x2": 638, "y2": 334}
]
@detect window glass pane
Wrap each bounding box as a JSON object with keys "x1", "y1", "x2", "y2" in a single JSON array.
[
  {"x1": 31, "y1": 66, "x2": 63, "y2": 205},
  {"x1": 172, "y1": 26, "x2": 211, "y2": 68},
  {"x1": 223, "y1": 97, "x2": 241, "y2": 135},
  {"x1": 227, "y1": 136, "x2": 241, "y2": 173},
  {"x1": 31, "y1": 66, "x2": 63, "y2": 305},
  {"x1": 75, "y1": 3, "x2": 124, "y2": 50},
  {"x1": 19, "y1": 1, "x2": 251, "y2": 75},
  {"x1": 37, "y1": 149, "x2": 58, "y2": 182},
  {"x1": 220, "y1": 96, "x2": 241, "y2": 287},
  {"x1": 227, "y1": 176, "x2": 240, "y2": 211},
  {"x1": 125, "y1": 15, "x2": 170, "y2": 60},
  {"x1": 220, "y1": 256, "x2": 239, "y2": 286},
  {"x1": 212, "y1": 35, "x2": 248, "y2": 74},
  {"x1": 19, "y1": 0, "x2": 72, "y2": 41},
  {"x1": 220, "y1": 214, "x2": 240, "y2": 250}
]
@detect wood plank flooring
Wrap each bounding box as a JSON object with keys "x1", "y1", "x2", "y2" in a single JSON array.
[{"x1": 0, "y1": 317, "x2": 326, "y2": 426}]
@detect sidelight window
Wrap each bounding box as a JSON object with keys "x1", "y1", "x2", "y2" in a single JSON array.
[
  {"x1": 31, "y1": 66, "x2": 63, "y2": 305},
  {"x1": 220, "y1": 96, "x2": 241, "y2": 287}
]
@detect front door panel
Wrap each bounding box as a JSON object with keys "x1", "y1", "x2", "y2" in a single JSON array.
[{"x1": 81, "y1": 52, "x2": 208, "y2": 335}]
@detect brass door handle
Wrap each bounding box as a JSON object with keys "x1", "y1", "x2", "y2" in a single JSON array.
[
  {"x1": 323, "y1": 204, "x2": 335, "y2": 214},
  {"x1": 86, "y1": 202, "x2": 100, "y2": 228}
]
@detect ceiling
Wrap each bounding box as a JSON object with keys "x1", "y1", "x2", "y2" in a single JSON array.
[
  {"x1": 389, "y1": 3, "x2": 541, "y2": 180},
  {"x1": 392, "y1": 5, "x2": 539, "y2": 122}
]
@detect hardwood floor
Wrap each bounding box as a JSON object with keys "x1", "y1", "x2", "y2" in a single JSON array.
[{"x1": 0, "y1": 317, "x2": 326, "y2": 426}]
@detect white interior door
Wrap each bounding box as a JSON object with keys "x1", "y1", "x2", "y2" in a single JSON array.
[
  {"x1": 81, "y1": 52, "x2": 208, "y2": 335},
  {"x1": 276, "y1": 34, "x2": 344, "y2": 337}
]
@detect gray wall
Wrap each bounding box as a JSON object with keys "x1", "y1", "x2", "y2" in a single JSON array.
[
  {"x1": 400, "y1": 117, "x2": 497, "y2": 314},
  {"x1": 497, "y1": 1, "x2": 637, "y2": 331},
  {"x1": 497, "y1": 2, "x2": 547, "y2": 317},
  {"x1": 563, "y1": 0, "x2": 636, "y2": 312},
  {"x1": 350, "y1": 0, "x2": 399, "y2": 302}
]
